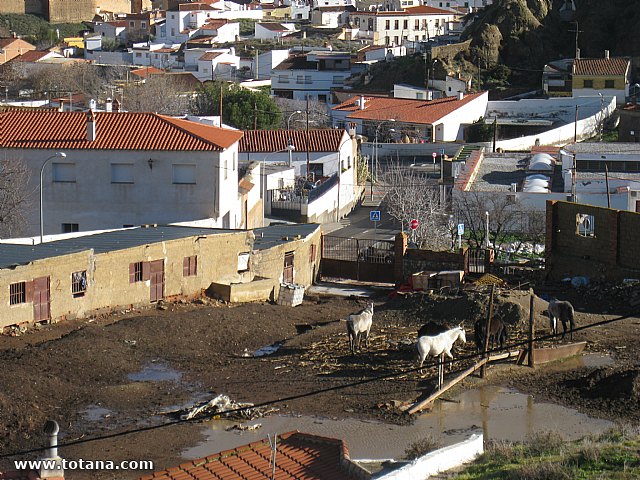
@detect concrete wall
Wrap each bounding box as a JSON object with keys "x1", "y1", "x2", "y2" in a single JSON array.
[{"x1": 545, "y1": 200, "x2": 640, "y2": 281}]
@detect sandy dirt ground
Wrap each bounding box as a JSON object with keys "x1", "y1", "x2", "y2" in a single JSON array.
[{"x1": 1, "y1": 284, "x2": 639, "y2": 479}]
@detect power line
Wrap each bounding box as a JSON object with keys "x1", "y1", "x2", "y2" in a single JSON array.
[{"x1": 1, "y1": 308, "x2": 638, "y2": 459}]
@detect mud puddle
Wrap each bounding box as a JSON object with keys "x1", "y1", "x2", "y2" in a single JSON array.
[
  {"x1": 128, "y1": 361, "x2": 182, "y2": 382},
  {"x1": 183, "y1": 385, "x2": 614, "y2": 460}
]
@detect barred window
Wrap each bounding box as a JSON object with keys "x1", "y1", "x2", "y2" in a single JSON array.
[
  {"x1": 130, "y1": 261, "x2": 143, "y2": 283},
  {"x1": 72, "y1": 271, "x2": 87, "y2": 297},
  {"x1": 10, "y1": 282, "x2": 26, "y2": 305}
]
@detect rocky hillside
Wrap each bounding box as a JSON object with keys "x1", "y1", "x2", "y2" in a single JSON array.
[{"x1": 461, "y1": 0, "x2": 640, "y2": 84}]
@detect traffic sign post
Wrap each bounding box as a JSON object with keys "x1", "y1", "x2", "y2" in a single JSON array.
[
  {"x1": 370, "y1": 210, "x2": 381, "y2": 237},
  {"x1": 410, "y1": 219, "x2": 419, "y2": 230},
  {"x1": 432, "y1": 152, "x2": 437, "y2": 164},
  {"x1": 457, "y1": 223, "x2": 464, "y2": 249}
]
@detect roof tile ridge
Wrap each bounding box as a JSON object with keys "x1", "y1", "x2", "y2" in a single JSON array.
[{"x1": 157, "y1": 114, "x2": 224, "y2": 150}]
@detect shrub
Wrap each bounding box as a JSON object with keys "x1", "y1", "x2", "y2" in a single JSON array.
[{"x1": 403, "y1": 434, "x2": 443, "y2": 460}]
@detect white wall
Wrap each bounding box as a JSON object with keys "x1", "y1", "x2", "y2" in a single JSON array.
[
  {"x1": 375, "y1": 434, "x2": 483, "y2": 480},
  {"x1": 85, "y1": 50, "x2": 133, "y2": 65},
  {"x1": 491, "y1": 96, "x2": 616, "y2": 151},
  {"x1": 437, "y1": 92, "x2": 488, "y2": 141},
  {"x1": 13, "y1": 145, "x2": 242, "y2": 236},
  {"x1": 253, "y1": 49, "x2": 289, "y2": 80}
]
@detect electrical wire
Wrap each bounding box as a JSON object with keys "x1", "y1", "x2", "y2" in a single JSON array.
[{"x1": 1, "y1": 307, "x2": 638, "y2": 459}]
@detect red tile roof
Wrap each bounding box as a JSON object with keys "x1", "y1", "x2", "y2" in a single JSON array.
[
  {"x1": 334, "y1": 92, "x2": 486, "y2": 125},
  {"x1": 573, "y1": 57, "x2": 630, "y2": 76},
  {"x1": 0, "y1": 38, "x2": 35, "y2": 50},
  {"x1": 178, "y1": 2, "x2": 216, "y2": 10},
  {"x1": 139, "y1": 431, "x2": 369, "y2": 480},
  {"x1": 258, "y1": 22, "x2": 289, "y2": 31},
  {"x1": 131, "y1": 66, "x2": 165, "y2": 78},
  {"x1": 239, "y1": 129, "x2": 348, "y2": 153},
  {"x1": 0, "y1": 111, "x2": 243, "y2": 151},
  {"x1": 199, "y1": 51, "x2": 224, "y2": 61},
  {"x1": 12, "y1": 50, "x2": 51, "y2": 62},
  {"x1": 200, "y1": 19, "x2": 230, "y2": 30}
]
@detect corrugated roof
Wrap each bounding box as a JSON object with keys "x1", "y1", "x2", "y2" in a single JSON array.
[
  {"x1": 573, "y1": 57, "x2": 629, "y2": 76},
  {"x1": 0, "y1": 224, "x2": 320, "y2": 269},
  {"x1": 273, "y1": 54, "x2": 317, "y2": 70},
  {"x1": 333, "y1": 92, "x2": 486, "y2": 125},
  {"x1": 0, "y1": 111, "x2": 243, "y2": 151},
  {"x1": 239, "y1": 129, "x2": 347, "y2": 153},
  {"x1": 139, "y1": 431, "x2": 369, "y2": 480},
  {"x1": 11, "y1": 50, "x2": 51, "y2": 62},
  {"x1": 131, "y1": 66, "x2": 165, "y2": 77}
]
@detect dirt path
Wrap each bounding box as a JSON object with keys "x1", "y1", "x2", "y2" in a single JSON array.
[{"x1": 1, "y1": 287, "x2": 639, "y2": 479}]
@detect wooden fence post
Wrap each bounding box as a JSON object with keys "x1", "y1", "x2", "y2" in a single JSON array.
[
  {"x1": 480, "y1": 284, "x2": 495, "y2": 378},
  {"x1": 528, "y1": 288, "x2": 535, "y2": 368}
]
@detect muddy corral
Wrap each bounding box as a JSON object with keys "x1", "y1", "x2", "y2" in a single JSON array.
[{"x1": 0, "y1": 287, "x2": 639, "y2": 479}]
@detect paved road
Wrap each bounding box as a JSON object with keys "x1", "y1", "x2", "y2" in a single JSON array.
[{"x1": 323, "y1": 184, "x2": 401, "y2": 241}]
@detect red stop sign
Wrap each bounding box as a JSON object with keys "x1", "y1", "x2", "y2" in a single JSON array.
[{"x1": 410, "y1": 219, "x2": 419, "y2": 230}]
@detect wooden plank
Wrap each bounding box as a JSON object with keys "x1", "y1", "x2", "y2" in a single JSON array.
[
  {"x1": 407, "y1": 357, "x2": 488, "y2": 415},
  {"x1": 488, "y1": 350, "x2": 521, "y2": 362}
]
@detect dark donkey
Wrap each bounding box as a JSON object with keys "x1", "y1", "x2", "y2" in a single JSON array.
[{"x1": 474, "y1": 317, "x2": 508, "y2": 352}]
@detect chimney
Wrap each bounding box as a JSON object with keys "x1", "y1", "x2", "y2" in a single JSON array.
[
  {"x1": 105, "y1": 97, "x2": 113, "y2": 112},
  {"x1": 39, "y1": 420, "x2": 64, "y2": 479},
  {"x1": 348, "y1": 121, "x2": 356, "y2": 137},
  {"x1": 86, "y1": 109, "x2": 96, "y2": 142},
  {"x1": 427, "y1": 90, "x2": 433, "y2": 101},
  {"x1": 359, "y1": 95, "x2": 366, "y2": 109},
  {"x1": 113, "y1": 98, "x2": 121, "y2": 112},
  {"x1": 457, "y1": 92, "x2": 464, "y2": 100},
  {"x1": 604, "y1": 49, "x2": 610, "y2": 59}
]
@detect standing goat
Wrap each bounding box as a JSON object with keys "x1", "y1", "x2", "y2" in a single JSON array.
[
  {"x1": 548, "y1": 299, "x2": 575, "y2": 341},
  {"x1": 346, "y1": 302, "x2": 374, "y2": 353}
]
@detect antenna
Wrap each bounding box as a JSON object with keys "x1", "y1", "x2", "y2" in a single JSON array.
[{"x1": 267, "y1": 433, "x2": 278, "y2": 480}]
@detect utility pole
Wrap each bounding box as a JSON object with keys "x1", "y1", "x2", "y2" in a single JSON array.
[
  {"x1": 605, "y1": 164, "x2": 611, "y2": 208},
  {"x1": 492, "y1": 116, "x2": 497, "y2": 152},
  {"x1": 569, "y1": 21, "x2": 582, "y2": 59},
  {"x1": 219, "y1": 83, "x2": 223, "y2": 121},
  {"x1": 253, "y1": 100, "x2": 257, "y2": 129},
  {"x1": 574, "y1": 105, "x2": 579, "y2": 143},
  {"x1": 571, "y1": 153, "x2": 577, "y2": 202}
]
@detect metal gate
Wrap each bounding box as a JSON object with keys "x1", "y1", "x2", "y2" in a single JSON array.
[
  {"x1": 320, "y1": 235, "x2": 395, "y2": 283},
  {"x1": 468, "y1": 248, "x2": 486, "y2": 274}
]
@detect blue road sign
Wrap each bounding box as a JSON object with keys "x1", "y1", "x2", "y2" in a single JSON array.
[
  {"x1": 457, "y1": 223, "x2": 465, "y2": 236},
  {"x1": 370, "y1": 210, "x2": 381, "y2": 222}
]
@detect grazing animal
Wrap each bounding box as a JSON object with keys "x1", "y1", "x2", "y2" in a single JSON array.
[
  {"x1": 473, "y1": 317, "x2": 508, "y2": 352},
  {"x1": 417, "y1": 322, "x2": 449, "y2": 338},
  {"x1": 416, "y1": 325, "x2": 467, "y2": 373},
  {"x1": 346, "y1": 302, "x2": 374, "y2": 353},
  {"x1": 548, "y1": 299, "x2": 575, "y2": 341}
]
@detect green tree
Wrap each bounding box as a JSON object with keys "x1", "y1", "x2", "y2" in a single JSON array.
[
  {"x1": 466, "y1": 116, "x2": 494, "y2": 142},
  {"x1": 193, "y1": 82, "x2": 281, "y2": 130}
]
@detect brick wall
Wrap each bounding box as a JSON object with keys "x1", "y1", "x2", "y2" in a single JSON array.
[{"x1": 545, "y1": 200, "x2": 640, "y2": 280}]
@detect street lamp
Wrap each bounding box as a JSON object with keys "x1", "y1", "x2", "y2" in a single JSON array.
[
  {"x1": 485, "y1": 210, "x2": 490, "y2": 248},
  {"x1": 287, "y1": 110, "x2": 303, "y2": 130},
  {"x1": 373, "y1": 119, "x2": 395, "y2": 199},
  {"x1": 40, "y1": 152, "x2": 67, "y2": 244}
]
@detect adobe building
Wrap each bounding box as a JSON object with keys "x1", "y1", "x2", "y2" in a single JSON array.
[
  {"x1": 0, "y1": 223, "x2": 321, "y2": 332},
  {"x1": 0, "y1": 0, "x2": 152, "y2": 23}
]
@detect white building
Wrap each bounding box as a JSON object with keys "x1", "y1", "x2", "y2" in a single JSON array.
[
  {"x1": 332, "y1": 91, "x2": 488, "y2": 142},
  {"x1": 93, "y1": 21, "x2": 128, "y2": 46},
  {"x1": 311, "y1": 6, "x2": 355, "y2": 28},
  {"x1": 184, "y1": 47, "x2": 240, "y2": 81},
  {"x1": 163, "y1": 3, "x2": 225, "y2": 44},
  {"x1": 245, "y1": 49, "x2": 289, "y2": 80},
  {"x1": 132, "y1": 42, "x2": 181, "y2": 68},
  {"x1": 357, "y1": 44, "x2": 406, "y2": 63},
  {"x1": 0, "y1": 110, "x2": 245, "y2": 235},
  {"x1": 192, "y1": 19, "x2": 240, "y2": 43},
  {"x1": 254, "y1": 22, "x2": 298, "y2": 40},
  {"x1": 271, "y1": 50, "x2": 362, "y2": 103},
  {"x1": 349, "y1": 5, "x2": 458, "y2": 46}
]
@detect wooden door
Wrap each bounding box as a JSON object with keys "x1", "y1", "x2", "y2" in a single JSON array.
[
  {"x1": 283, "y1": 251, "x2": 294, "y2": 284},
  {"x1": 149, "y1": 260, "x2": 164, "y2": 302},
  {"x1": 33, "y1": 276, "x2": 50, "y2": 323}
]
